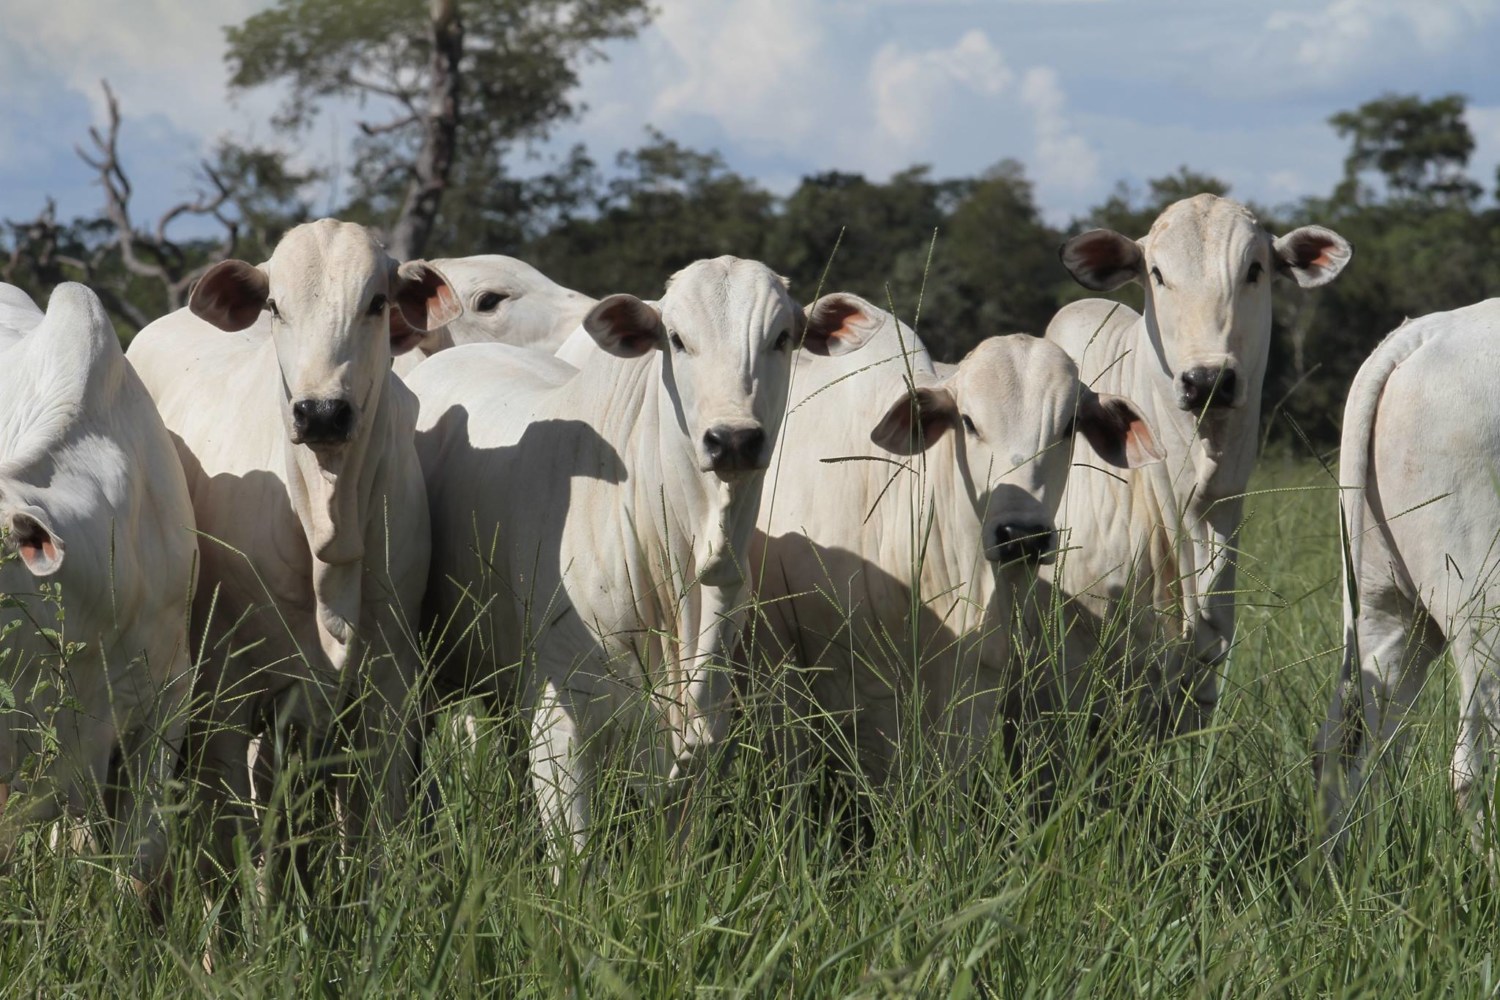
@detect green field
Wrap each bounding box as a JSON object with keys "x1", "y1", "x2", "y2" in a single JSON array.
[{"x1": 2, "y1": 453, "x2": 1497, "y2": 997}]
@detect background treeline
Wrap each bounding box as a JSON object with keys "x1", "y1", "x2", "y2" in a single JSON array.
[{"x1": 4, "y1": 0, "x2": 1500, "y2": 447}]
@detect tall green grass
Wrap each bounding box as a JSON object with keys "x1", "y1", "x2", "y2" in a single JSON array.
[{"x1": 2, "y1": 452, "x2": 1497, "y2": 996}]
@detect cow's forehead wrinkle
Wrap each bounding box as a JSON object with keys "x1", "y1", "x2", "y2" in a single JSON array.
[
  {"x1": 266, "y1": 219, "x2": 389, "y2": 311},
  {"x1": 660, "y1": 258, "x2": 793, "y2": 343},
  {"x1": 1146, "y1": 195, "x2": 1269, "y2": 275},
  {"x1": 955, "y1": 336, "x2": 1079, "y2": 424}
]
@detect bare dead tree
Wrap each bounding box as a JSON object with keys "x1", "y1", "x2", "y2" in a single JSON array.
[
  {"x1": 382, "y1": 0, "x2": 463, "y2": 261},
  {"x1": 74, "y1": 81, "x2": 242, "y2": 314}
]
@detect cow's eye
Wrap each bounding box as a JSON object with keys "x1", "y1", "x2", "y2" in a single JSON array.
[
  {"x1": 1246, "y1": 261, "x2": 1263, "y2": 284},
  {"x1": 670, "y1": 332, "x2": 686, "y2": 352},
  {"x1": 962, "y1": 414, "x2": 977, "y2": 435},
  {"x1": 368, "y1": 294, "x2": 387, "y2": 316},
  {"x1": 774, "y1": 329, "x2": 792, "y2": 351},
  {"x1": 476, "y1": 291, "x2": 506, "y2": 312},
  {"x1": 266, "y1": 298, "x2": 280, "y2": 320},
  {"x1": 1150, "y1": 266, "x2": 1165, "y2": 288}
]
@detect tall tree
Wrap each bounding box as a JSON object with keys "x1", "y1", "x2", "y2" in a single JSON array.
[
  {"x1": 225, "y1": 0, "x2": 651, "y2": 259},
  {"x1": 1330, "y1": 93, "x2": 1479, "y2": 205}
]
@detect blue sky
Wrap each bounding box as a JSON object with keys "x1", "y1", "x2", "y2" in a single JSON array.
[{"x1": 4, "y1": 0, "x2": 1500, "y2": 239}]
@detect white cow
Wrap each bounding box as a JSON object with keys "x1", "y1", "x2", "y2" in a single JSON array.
[
  {"x1": 126, "y1": 219, "x2": 457, "y2": 877},
  {"x1": 1315, "y1": 300, "x2": 1500, "y2": 851},
  {"x1": 1045, "y1": 194, "x2": 1351, "y2": 736},
  {"x1": 392, "y1": 254, "x2": 595, "y2": 376},
  {"x1": 0, "y1": 283, "x2": 196, "y2": 890},
  {"x1": 408, "y1": 257, "x2": 874, "y2": 860},
  {"x1": 750, "y1": 296, "x2": 1160, "y2": 784}
]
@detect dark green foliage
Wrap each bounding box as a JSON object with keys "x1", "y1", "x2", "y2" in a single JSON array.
[{"x1": 1330, "y1": 93, "x2": 1480, "y2": 205}]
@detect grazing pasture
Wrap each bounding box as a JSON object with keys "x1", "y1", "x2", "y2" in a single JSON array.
[{"x1": 0, "y1": 452, "x2": 1494, "y2": 996}]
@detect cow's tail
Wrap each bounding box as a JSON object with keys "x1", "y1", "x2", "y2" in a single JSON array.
[{"x1": 1336, "y1": 318, "x2": 1432, "y2": 681}]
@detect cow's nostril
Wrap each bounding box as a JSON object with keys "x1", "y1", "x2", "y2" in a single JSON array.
[
  {"x1": 703, "y1": 428, "x2": 727, "y2": 463},
  {"x1": 738, "y1": 427, "x2": 765, "y2": 459},
  {"x1": 292, "y1": 399, "x2": 315, "y2": 430}
]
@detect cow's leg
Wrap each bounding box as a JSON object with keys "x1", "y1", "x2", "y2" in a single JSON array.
[
  {"x1": 1449, "y1": 623, "x2": 1500, "y2": 853},
  {"x1": 192, "y1": 726, "x2": 256, "y2": 887},
  {"x1": 1315, "y1": 580, "x2": 1438, "y2": 854},
  {"x1": 663, "y1": 592, "x2": 743, "y2": 844},
  {"x1": 529, "y1": 678, "x2": 589, "y2": 877},
  {"x1": 110, "y1": 648, "x2": 194, "y2": 916},
  {"x1": 343, "y1": 646, "x2": 419, "y2": 871}
]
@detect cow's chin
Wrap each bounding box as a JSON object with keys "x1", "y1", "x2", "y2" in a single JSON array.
[
  {"x1": 706, "y1": 463, "x2": 766, "y2": 483},
  {"x1": 984, "y1": 545, "x2": 1057, "y2": 567},
  {"x1": 290, "y1": 433, "x2": 353, "y2": 465}
]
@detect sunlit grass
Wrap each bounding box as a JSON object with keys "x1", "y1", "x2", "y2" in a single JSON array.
[{"x1": 0, "y1": 451, "x2": 1496, "y2": 996}]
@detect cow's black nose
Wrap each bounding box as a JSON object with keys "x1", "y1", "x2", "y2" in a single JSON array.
[
  {"x1": 990, "y1": 523, "x2": 1057, "y2": 565},
  {"x1": 292, "y1": 398, "x2": 355, "y2": 445},
  {"x1": 703, "y1": 426, "x2": 767, "y2": 473},
  {"x1": 1177, "y1": 367, "x2": 1236, "y2": 412}
]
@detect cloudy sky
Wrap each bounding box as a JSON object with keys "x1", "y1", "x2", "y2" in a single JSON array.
[{"x1": 5, "y1": 0, "x2": 1500, "y2": 236}]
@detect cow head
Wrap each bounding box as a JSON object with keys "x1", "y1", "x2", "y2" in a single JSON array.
[
  {"x1": 872, "y1": 334, "x2": 1161, "y2": 566},
  {"x1": 426, "y1": 255, "x2": 597, "y2": 354},
  {"x1": 1060, "y1": 194, "x2": 1351, "y2": 414},
  {"x1": 582, "y1": 259, "x2": 875, "y2": 478},
  {"x1": 190, "y1": 219, "x2": 461, "y2": 451}
]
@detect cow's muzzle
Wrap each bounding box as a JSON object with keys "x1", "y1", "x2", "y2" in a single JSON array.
[
  {"x1": 1176, "y1": 366, "x2": 1238, "y2": 413},
  {"x1": 702, "y1": 424, "x2": 767, "y2": 475},
  {"x1": 291, "y1": 397, "x2": 355, "y2": 446},
  {"x1": 988, "y1": 523, "x2": 1057, "y2": 566}
]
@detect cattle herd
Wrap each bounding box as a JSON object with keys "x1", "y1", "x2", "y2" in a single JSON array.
[{"x1": 0, "y1": 191, "x2": 1496, "y2": 912}]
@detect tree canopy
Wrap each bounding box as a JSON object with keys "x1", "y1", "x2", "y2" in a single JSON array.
[{"x1": 5, "y1": 42, "x2": 1499, "y2": 453}]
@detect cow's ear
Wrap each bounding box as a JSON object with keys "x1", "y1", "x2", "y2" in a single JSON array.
[
  {"x1": 584, "y1": 294, "x2": 662, "y2": 357},
  {"x1": 391, "y1": 260, "x2": 463, "y2": 354},
  {"x1": 871, "y1": 382, "x2": 958, "y2": 455},
  {"x1": 1075, "y1": 389, "x2": 1162, "y2": 469},
  {"x1": 189, "y1": 260, "x2": 269, "y2": 332},
  {"x1": 801, "y1": 293, "x2": 886, "y2": 356},
  {"x1": 1274, "y1": 226, "x2": 1352, "y2": 288},
  {"x1": 6, "y1": 505, "x2": 64, "y2": 577},
  {"x1": 1059, "y1": 230, "x2": 1144, "y2": 291}
]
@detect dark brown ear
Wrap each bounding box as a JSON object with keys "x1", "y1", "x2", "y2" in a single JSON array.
[
  {"x1": 391, "y1": 260, "x2": 463, "y2": 354},
  {"x1": 870, "y1": 383, "x2": 958, "y2": 455},
  {"x1": 1273, "y1": 226, "x2": 1353, "y2": 288},
  {"x1": 1076, "y1": 389, "x2": 1163, "y2": 469},
  {"x1": 7, "y1": 505, "x2": 64, "y2": 577},
  {"x1": 801, "y1": 292, "x2": 887, "y2": 356},
  {"x1": 189, "y1": 260, "x2": 269, "y2": 332},
  {"x1": 1059, "y1": 230, "x2": 1145, "y2": 291},
  {"x1": 583, "y1": 294, "x2": 663, "y2": 357}
]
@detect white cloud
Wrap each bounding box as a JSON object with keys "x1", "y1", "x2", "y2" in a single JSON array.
[
  {"x1": 1260, "y1": 0, "x2": 1500, "y2": 83},
  {"x1": 1020, "y1": 66, "x2": 1099, "y2": 198},
  {"x1": 651, "y1": 0, "x2": 830, "y2": 145},
  {"x1": 870, "y1": 30, "x2": 1013, "y2": 148},
  {"x1": 2, "y1": 0, "x2": 275, "y2": 142}
]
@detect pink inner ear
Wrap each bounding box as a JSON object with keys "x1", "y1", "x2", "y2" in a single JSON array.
[
  {"x1": 429, "y1": 281, "x2": 462, "y2": 326},
  {"x1": 23, "y1": 537, "x2": 56, "y2": 565},
  {"x1": 811, "y1": 302, "x2": 861, "y2": 343}
]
